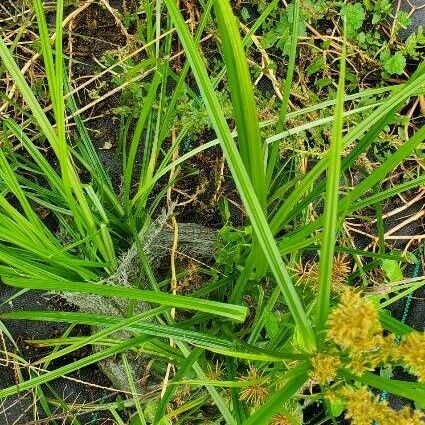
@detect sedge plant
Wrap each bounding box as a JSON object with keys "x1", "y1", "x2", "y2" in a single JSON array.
[{"x1": 0, "y1": 0, "x2": 425, "y2": 424}]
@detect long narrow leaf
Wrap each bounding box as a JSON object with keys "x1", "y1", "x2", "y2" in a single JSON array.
[
  {"x1": 3, "y1": 277, "x2": 247, "y2": 322},
  {"x1": 1, "y1": 310, "x2": 306, "y2": 362},
  {"x1": 213, "y1": 0, "x2": 266, "y2": 208},
  {"x1": 339, "y1": 369, "x2": 425, "y2": 404},
  {"x1": 163, "y1": 0, "x2": 315, "y2": 351},
  {"x1": 315, "y1": 31, "x2": 346, "y2": 340},
  {"x1": 266, "y1": 0, "x2": 300, "y2": 184}
]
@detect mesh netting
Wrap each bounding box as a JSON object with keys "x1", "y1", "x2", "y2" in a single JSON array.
[{"x1": 62, "y1": 213, "x2": 217, "y2": 391}]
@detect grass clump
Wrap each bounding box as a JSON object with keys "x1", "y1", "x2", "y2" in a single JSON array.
[{"x1": 0, "y1": 0, "x2": 424, "y2": 424}]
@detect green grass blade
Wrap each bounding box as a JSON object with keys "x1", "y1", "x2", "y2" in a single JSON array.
[
  {"x1": 213, "y1": 0, "x2": 269, "y2": 278},
  {"x1": 3, "y1": 277, "x2": 247, "y2": 322},
  {"x1": 163, "y1": 0, "x2": 315, "y2": 351},
  {"x1": 1, "y1": 310, "x2": 305, "y2": 362},
  {"x1": 343, "y1": 125, "x2": 425, "y2": 206},
  {"x1": 339, "y1": 369, "x2": 425, "y2": 404},
  {"x1": 64, "y1": 74, "x2": 122, "y2": 214},
  {"x1": 154, "y1": 348, "x2": 203, "y2": 424},
  {"x1": 0, "y1": 144, "x2": 43, "y2": 229},
  {"x1": 266, "y1": 0, "x2": 300, "y2": 185},
  {"x1": 157, "y1": 0, "x2": 213, "y2": 145},
  {"x1": 213, "y1": 0, "x2": 266, "y2": 208},
  {"x1": 352, "y1": 174, "x2": 425, "y2": 211},
  {"x1": 1, "y1": 1, "x2": 111, "y2": 262},
  {"x1": 379, "y1": 311, "x2": 414, "y2": 335},
  {"x1": 124, "y1": 69, "x2": 162, "y2": 205},
  {"x1": 38, "y1": 307, "x2": 166, "y2": 366},
  {"x1": 315, "y1": 31, "x2": 346, "y2": 341},
  {"x1": 3, "y1": 118, "x2": 64, "y2": 195},
  {"x1": 33, "y1": 0, "x2": 58, "y2": 114},
  {"x1": 0, "y1": 37, "x2": 57, "y2": 149},
  {"x1": 122, "y1": 353, "x2": 148, "y2": 425}
]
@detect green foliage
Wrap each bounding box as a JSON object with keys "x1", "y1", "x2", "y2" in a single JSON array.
[
  {"x1": 341, "y1": 3, "x2": 365, "y2": 38},
  {"x1": 381, "y1": 259, "x2": 404, "y2": 282},
  {"x1": 370, "y1": 0, "x2": 392, "y2": 24},
  {"x1": 403, "y1": 26, "x2": 425, "y2": 59},
  {"x1": 381, "y1": 50, "x2": 407, "y2": 75},
  {"x1": 261, "y1": 3, "x2": 306, "y2": 54},
  {"x1": 395, "y1": 10, "x2": 411, "y2": 33},
  {"x1": 0, "y1": 0, "x2": 424, "y2": 424},
  {"x1": 216, "y1": 225, "x2": 251, "y2": 274}
]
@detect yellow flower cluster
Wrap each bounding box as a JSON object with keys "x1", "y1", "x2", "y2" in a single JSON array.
[
  {"x1": 341, "y1": 386, "x2": 424, "y2": 425},
  {"x1": 310, "y1": 353, "x2": 341, "y2": 385},
  {"x1": 341, "y1": 386, "x2": 374, "y2": 425},
  {"x1": 325, "y1": 290, "x2": 425, "y2": 425},
  {"x1": 328, "y1": 288, "x2": 425, "y2": 378},
  {"x1": 397, "y1": 332, "x2": 425, "y2": 382},
  {"x1": 328, "y1": 289, "x2": 384, "y2": 355}
]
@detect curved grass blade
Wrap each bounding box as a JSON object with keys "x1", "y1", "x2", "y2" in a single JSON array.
[
  {"x1": 339, "y1": 369, "x2": 425, "y2": 404},
  {"x1": 1, "y1": 310, "x2": 305, "y2": 362},
  {"x1": 2, "y1": 277, "x2": 247, "y2": 322}
]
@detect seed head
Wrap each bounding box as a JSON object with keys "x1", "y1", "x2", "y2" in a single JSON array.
[
  {"x1": 294, "y1": 254, "x2": 350, "y2": 294},
  {"x1": 269, "y1": 413, "x2": 291, "y2": 425},
  {"x1": 328, "y1": 289, "x2": 383, "y2": 355},
  {"x1": 310, "y1": 353, "x2": 341, "y2": 385},
  {"x1": 239, "y1": 366, "x2": 269, "y2": 407},
  {"x1": 397, "y1": 332, "x2": 425, "y2": 382},
  {"x1": 340, "y1": 386, "x2": 424, "y2": 425},
  {"x1": 332, "y1": 253, "x2": 351, "y2": 292},
  {"x1": 206, "y1": 361, "x2": 224, "y2": 381}
]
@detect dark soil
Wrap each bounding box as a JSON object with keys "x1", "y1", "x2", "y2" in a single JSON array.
[{"x1": 0, "y1": 286, "x2": 116, "y2": 424}]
